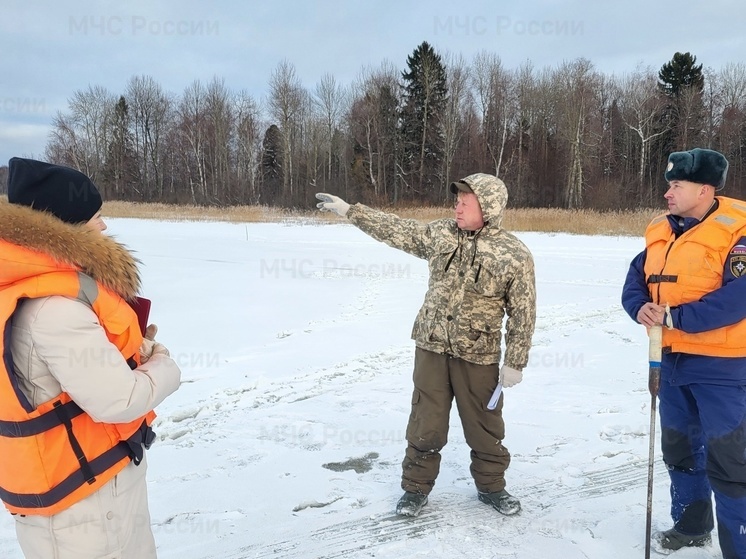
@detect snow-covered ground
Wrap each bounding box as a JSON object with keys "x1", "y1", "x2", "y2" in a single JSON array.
[{"x1": 0, "y1": 218, "x2": 725, "y2": 558}]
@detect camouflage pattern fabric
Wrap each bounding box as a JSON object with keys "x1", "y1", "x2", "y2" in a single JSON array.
[{"x1": 346, "y1": 173, "x2": 536, "y2": 368}]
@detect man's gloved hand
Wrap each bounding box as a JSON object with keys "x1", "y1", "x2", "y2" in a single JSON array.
[
  {"x1": 315, "y1": 193, "x2": 350, "y2": 217},
  {"x1": 140, "y1": 324, "x2": 170, "y2": 363},
  {"x1": 500, "y1": 365, "x2": 523, "y2": 388}
]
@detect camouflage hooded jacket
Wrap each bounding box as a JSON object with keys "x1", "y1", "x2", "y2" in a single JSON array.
[{"x1": 346, "y1": 173, "x2": 536, "y2": 367}]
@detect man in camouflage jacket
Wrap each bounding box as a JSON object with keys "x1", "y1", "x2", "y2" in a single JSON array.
[{"x1": 316, "y1": 173, "x2": 536, "y2": 517}]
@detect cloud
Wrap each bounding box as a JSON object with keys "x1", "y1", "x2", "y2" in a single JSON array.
[{"x1": 0, "y1": 121, "x2": 51, "y2": 162}]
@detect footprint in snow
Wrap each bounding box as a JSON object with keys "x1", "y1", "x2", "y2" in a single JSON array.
[{"x1": 599, "y1": 424, "x2": 646, "y2": 443}]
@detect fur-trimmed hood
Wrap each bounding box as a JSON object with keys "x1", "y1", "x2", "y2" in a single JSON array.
[{"x1": 0, "y1": 202, "x2": 140, "y2": 300}]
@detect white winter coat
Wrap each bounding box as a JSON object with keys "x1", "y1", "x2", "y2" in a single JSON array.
[{"x1": 3, "y1": 208, "x2": 181, "y2": 559}]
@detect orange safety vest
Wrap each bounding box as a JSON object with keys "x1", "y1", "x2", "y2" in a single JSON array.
[
  {"x1": 0, "y1": 241, "x2": 155, "y2": 516},
  {"x1": 644, "y1": 196, "x2": 746, "y2": 357}
]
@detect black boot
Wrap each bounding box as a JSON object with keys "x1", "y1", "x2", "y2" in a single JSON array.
[
  {"x1": 396, "y1": 491, "x2": 428, "y2": 517},
  {"x1": 478, "y1": 489, "x2": 521, "y2": 516},
  {"x1": 656, "y1": 527, "x2": 711, "y2": 550}
]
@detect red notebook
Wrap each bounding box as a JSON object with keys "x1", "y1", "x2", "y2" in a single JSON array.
[{"x1": 129, "y1": 297, "x2": 152, "y2": 336}]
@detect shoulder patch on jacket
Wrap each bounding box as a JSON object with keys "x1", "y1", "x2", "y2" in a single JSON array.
[{"x1": 730, "y1": 255, "x2": 746, "y2": 277}]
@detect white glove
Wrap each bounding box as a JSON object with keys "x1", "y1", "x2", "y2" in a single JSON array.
[
  {"x1": 149, "y1": 342, "x2": 171, "y2": 359},
  {"x1": 500, "y1": 365, "x2": 523, "y2": 388},
  {"x1": 664, "y1": 304, "x2": 673, "y2": 330},
  {"x1": 315, "y1": 193, "x2": 350, "y2": 217},
  {"x1": 140, "y1": 324, "x2": 170, "y2": 363}
]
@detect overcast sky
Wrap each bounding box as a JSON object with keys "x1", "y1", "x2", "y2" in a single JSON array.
[{"x1": 1, "y1": 0, "x2": 744, "y2": 167}]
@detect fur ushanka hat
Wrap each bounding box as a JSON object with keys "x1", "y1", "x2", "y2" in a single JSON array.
[{"x1": 664, "y1": 148, "x2": 729, "y2": 191}]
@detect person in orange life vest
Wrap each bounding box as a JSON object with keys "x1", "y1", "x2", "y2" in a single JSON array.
[
  {"x1": 0, "y1": 158, "x2": 181, "y2": 559},
  {"x1": 622, "y1": 148, "x2": 746, "y2": 558}
]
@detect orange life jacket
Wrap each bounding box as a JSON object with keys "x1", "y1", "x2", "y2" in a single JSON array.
[
  {"x1": 0, "y1": 240, "x2": 155, "y2": 516},
  {"x1": 644, "y1": 196, "x2": 746, "y2": 357}
]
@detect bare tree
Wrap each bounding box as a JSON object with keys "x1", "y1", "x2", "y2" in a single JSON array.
[
  {"x1": 719, "y1": 62, "x2": 746, "y2": 110},
  {"x1": 616, "y1": 66, "x2": 669, "y2": 205},
  {"x1": 47, "y1": 112, "x2": 85, "y2": 169},
  {"x1": 206, "y1": 77, "x2": 233, "y2": 201},
  {"x1": 441, "y1": 52, "x2": 470, "y2": 198},
  {"x1": 471, "y1": 51, "x2": 513, "y2": 177},
  {"x1": 552, "y1": 59, "x2": 603, "y2": 209},
  {"x1": 71, "y1": 86, "x2": 116, "y2": 181},
  {"x1": 313, "y1": 73, "x2": 348, "y2": 186},
  {"x1": 126, "y1": 75, "x2": 172, "y2": 199},
  {"x1": 45, "y1": 86, "x2": 117, "y2": 198},
  {"x1": 348, "y1": 75, "x2": 379, "y2": 196},
  {"x1": 302, "y1": 101, "x2": 324, "y2": 199},
  {"x1": 233, "y1": 91, "x2": 262, "y2": 203},
  {"x1": 178, "y1": 80, "x2": 208, "y2": 203},
  {"x1": 267, "y1": 60, "x2": 306, "y2": 202},
  {"x1": 512, "y1": 61, "x2": 536, "y2": 203},
  {"x1": 348, "y1": 61, "x2": 400, "y2": 201},
  {"x1": 718, "y1": 62, "x2": 746, "y2": 195}
]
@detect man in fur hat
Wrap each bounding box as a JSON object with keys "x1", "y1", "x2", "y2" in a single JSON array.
[
  {"x1": 622, "y1": 148, "x2": 746, "y2": 558},
  {"x1": 0, "y1": 158, "x2": 181, "y2": 559}
]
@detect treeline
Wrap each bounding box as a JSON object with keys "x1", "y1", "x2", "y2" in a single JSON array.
[{"x1": 33, "y1": 44, "x2": 746, "y2": 209}]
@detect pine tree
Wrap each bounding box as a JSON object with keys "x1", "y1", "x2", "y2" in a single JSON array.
[
  {"x1": 658, "y1": 52, "x2": 705, "y2": 149},
  {"x1": 260, "y1": 124, "x2": 283, "y2": 205},
  {"x1": 658, "y1": 52, "x2": 704, "y2": 98},
  {"x1": 400, "y1": 41, "x2": 448, "y2": 201}
]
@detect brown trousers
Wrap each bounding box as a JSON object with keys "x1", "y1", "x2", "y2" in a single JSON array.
[{"x1": 401, "y1": 348, "x2": 510, "y2": 495}]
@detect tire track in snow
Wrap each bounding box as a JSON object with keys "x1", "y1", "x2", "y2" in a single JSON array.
[{"x1": 213, "y1": 458, "x2": 667, "y2": 559}]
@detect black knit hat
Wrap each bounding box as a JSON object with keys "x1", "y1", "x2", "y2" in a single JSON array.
[
  {"x1": 7, "y1": 157, "x2": 103, "y2": 224},
  {"x1": 664, "y1": 148, "x2": 729, "y2": 191}
]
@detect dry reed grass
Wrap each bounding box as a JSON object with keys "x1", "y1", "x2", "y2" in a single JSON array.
[
  {"x1": 376, "y1": 205, "x2": 659, "y2": 236},
  {"x1": 1, "y1": 196, "x2": 660, "y2": 237},
  {"x1": 102, "y1": 200, "x2": 660, "y2": 236}
]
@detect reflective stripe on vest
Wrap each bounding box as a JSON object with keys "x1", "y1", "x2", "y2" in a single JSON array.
[{"x1": 0, "y1": 439, "x2": 130, "y2": 510}]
